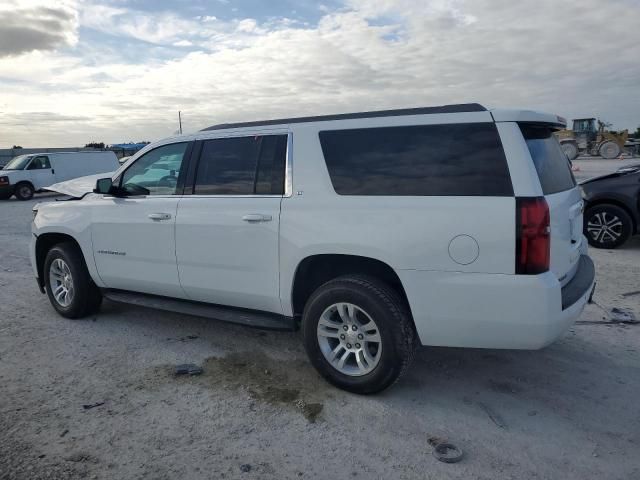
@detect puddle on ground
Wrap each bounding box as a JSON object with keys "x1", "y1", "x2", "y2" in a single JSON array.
[{"x1": 148, "y1": 352, "x2": 327, "y2": 423}]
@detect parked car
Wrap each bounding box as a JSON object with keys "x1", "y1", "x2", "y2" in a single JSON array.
[
  {"x1": 30, "y1": 104, "x2": 595, "y2": 393},
  {"x1": 581, "y1": 164, "x2": 640, "y2": 248},
  {"x1": 0, "y1": 151, "x2": 119, "y2": 200}
]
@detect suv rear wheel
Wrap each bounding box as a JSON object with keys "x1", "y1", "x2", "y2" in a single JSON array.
[
  {"x1": 585, "y1": 204, "x2": 633, "y2": 249},
  {"x1": 302, "y1": 275, "x2": 416, "y2": 394},
  {"x1": 44, "y1": 242, "x2": 102, "y2": 318}
]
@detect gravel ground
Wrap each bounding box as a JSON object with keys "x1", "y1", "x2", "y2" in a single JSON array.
[{"x1": 1, "y1": 181, "x2": 639, "y2": 479}]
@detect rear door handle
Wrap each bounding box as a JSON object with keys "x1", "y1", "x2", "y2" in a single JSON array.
[
  {"x1": 148, "y1": 212, "x2": 172, "y2": 221},
  {"x1": 242, "y1": 214, "x2": 272, "y2": 222}
]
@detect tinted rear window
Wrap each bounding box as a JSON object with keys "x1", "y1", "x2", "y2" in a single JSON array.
[
  {"x1": 319, "y1": 123, "x2": 512, "y2": 196},
  {"x1": 520, "y1": 124, "x2": 576, "y2": 195}
]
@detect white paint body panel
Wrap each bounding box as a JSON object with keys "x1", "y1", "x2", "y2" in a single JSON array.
[
  {"x1": 175, "y1": 196, "x2": 283, "y2": 313},
  {"x1": 90, "y1": 196, "x2": 185, "y2": 298},
  {"x1": 30, "y1": 107, "x2": 593, "y2": 350}
]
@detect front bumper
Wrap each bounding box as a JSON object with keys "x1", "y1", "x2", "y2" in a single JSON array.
[
  {"x1": 398, "y1": 255, "x2": 596, "y2": 349},
  {"x1": 0, "y1": 184, "x2": 13, "y2": 197},
  {"x1": 30, "y1": 233, "x2": 45, "y2": 293}
]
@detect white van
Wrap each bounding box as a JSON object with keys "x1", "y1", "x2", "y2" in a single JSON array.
[{"x1": 0, "y1": 151, "x2": 119, "y2": 200}]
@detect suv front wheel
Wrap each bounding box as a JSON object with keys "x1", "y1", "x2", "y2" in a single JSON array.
[
  {"x1": 302, "y1": 275, "x2": 416, "y2": 394},
  {"x1": 44, "y1": 242, "x2": 103, "y2": 318}
]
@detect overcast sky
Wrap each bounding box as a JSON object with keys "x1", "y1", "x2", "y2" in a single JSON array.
[{"x1": 0, "y1": 0, "x2": 639, "y2": 147}]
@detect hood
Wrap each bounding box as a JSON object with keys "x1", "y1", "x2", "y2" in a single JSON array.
[
  {"x1": 579, "y1": 165, "x2": 640, "y2": 185},
  {"x1": 45, "y1": 172, "x2": 114, "y2": 198}
]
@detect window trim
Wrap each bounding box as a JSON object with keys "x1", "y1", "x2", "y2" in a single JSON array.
[{"x1": 185, "y1": 132, "x2": 292, "y2": 198}]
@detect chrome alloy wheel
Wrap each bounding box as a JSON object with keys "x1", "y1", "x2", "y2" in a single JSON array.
[
  {"x1": 316, "y1": 302, "x2": 382, "y2": 376},
  {"x1": 587, "y1": 211, "x2": 623, "y2": 244},
  {"x1": 49, "y1": 258, "x2": 75, "y2": 307}
]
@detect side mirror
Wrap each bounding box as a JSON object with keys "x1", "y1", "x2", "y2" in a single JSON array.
[{"x1": 94, "y1": 177, "x2": 113, "y2": 194}]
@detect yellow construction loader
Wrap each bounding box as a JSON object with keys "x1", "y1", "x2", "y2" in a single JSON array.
[{"x1": 556, "y1": 118, "x2": 628, "y2": 160}]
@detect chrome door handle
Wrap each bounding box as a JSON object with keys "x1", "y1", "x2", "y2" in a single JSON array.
[
  {"x1": 242, "y1": 214, "x2": 272, "y2": 222},
  {"x1": 148, "y1": 212, "x2": 172, "y2": 221}
]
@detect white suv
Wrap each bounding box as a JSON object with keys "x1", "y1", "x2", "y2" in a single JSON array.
[{"x1": 30, "y1": 104, "x2": 596, "y2": 393}]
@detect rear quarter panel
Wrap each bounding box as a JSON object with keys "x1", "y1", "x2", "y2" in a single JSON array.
[{"x1": 279, "y1": 115, "x2": 516, "y2": 316}]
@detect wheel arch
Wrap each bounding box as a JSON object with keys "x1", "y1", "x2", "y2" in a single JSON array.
[
  {"x1": 290, "y1": 254, "x2": 412, "y2": 319},
  {"x1": 35, "y1": 233, "x2": 85, "y2": 291},
  {"x1": 14, "y1": 180, "x2": 35, "y2": 195}
]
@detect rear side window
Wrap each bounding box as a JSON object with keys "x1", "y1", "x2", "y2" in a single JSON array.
[
  {"x1": 520, "y1": 124, "x2": 576, "y2": 195},
  {"x1": 318, "y1": 123, "x2": 512, "y2": 196},
  {"x1": 194, "y1": 135, "x2": 287, "y2": 195}
]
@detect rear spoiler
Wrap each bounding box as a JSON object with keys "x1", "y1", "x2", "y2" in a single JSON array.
[{"x1": 490, "y1": 109, "x2": 566, "y2": 129}]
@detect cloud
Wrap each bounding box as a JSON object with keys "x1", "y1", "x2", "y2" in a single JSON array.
[
  {"x1": 0, "y1": 0, "x2": 78, "y2": 57},
  {"x1": 1, "y1": 0, "x2": 639, "y2": 147}
]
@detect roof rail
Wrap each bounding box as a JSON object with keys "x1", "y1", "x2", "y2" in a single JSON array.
[{"x1": 201, "y1": 103, "x2": 486, "y2": 131}]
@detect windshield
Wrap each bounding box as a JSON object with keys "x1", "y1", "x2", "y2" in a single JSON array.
[{"x1": 3, "y1": 155, "x2": 32, "y2": 170}]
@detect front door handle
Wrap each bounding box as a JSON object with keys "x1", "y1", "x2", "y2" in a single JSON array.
[
  {"x1": 242, "y1": 214, "x2": 272, "y2": 222},
  {"x1": 148, "y1": 212, "x2": 172, "y2": 221}
]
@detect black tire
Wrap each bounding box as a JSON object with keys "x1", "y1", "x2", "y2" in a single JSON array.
[
  {"x1": 561, "y1": 141, "x2": 579, "y2": 161},
  {"x1": 14, "y1": 182, "x2": 34, "y2": 201},
  {"x1": 302, "y1": 275, "x2": 416, "y2": 394},
  {"x1": 599, "y1": 141, "x2": 622, "y2": 159},
  {"x1": 584, "y1": 204, "x2": 633, "y2": 249},
  {"x1": 44, "y1": 242, "x2": 102, "y2": 318}
]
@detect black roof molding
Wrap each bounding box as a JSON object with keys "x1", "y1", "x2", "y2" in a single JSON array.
[{"x1": 201, "y1": 103, "x2": 486, "y2": 131}]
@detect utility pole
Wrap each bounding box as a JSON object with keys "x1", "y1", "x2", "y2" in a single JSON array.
[{"x1": 178, "y1": 111, "x2": 183, "y2": 135}]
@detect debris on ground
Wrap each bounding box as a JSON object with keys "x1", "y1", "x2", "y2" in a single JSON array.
[
  {"x1": 82, "y1": 401, "x2": 105, "y2": 410},
  {"x1": 478, "y1": 402, "x2": 507, "y2": 429},
  {"x1": 174, "y1": 364, "x2": 204, "y2": 376},
  {"x1": 610, "y1": 307, "x2": 637, "y2": 323},
  {"x1": 621, "y1": 290, "x2": 640, "y2": 298},
  {"x1": 60, "y1": 429, "x2": 69, "y2": 437},
  {"x1": 577, "y1": 303, "x2": 639, "y2": 325},
  {"x1": 240, "y1": 464, "x2": 252, "y2": 473},
  {"x1": 65, "y1": 452, "x2": 100, "y2": 463},
  {"x1": 432, "y1": 442, "x2": 464, "y2": 464},
  {"x1": 294, "y1": 399, "x2": 323, "y2": 423}
]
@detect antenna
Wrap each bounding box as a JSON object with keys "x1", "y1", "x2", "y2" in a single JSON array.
[{"x1": 178, "y1": 111, "x2": 183, "y2": 135}]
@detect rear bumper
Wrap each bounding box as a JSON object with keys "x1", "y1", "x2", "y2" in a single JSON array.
[
  {"x1": 561, "y1": 255, "x2": 595, "y2": 310},
  {"x1": 398, "y1": 255, "x2": 596, "y2": 349}
]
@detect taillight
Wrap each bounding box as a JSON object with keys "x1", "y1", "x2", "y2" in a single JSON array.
[{"x1": 516, "y1": 197, "x2": 550, "y2": 274}]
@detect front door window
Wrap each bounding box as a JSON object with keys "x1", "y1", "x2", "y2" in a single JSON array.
[{"x1": 120, "y1": 143, "x2": 188, "y2": 196}]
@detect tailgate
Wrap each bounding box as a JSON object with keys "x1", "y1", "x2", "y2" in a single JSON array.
[
  {"x1": 519, "y1": 123, "x2": 582, "y2": 285},
  {"x1": 546, "y1": 187, "x2": 584, "y2": 285}
]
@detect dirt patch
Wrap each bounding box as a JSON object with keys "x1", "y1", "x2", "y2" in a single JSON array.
[{"x1": 147, "y1": 351, "x2": 328, "y2": 423}]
